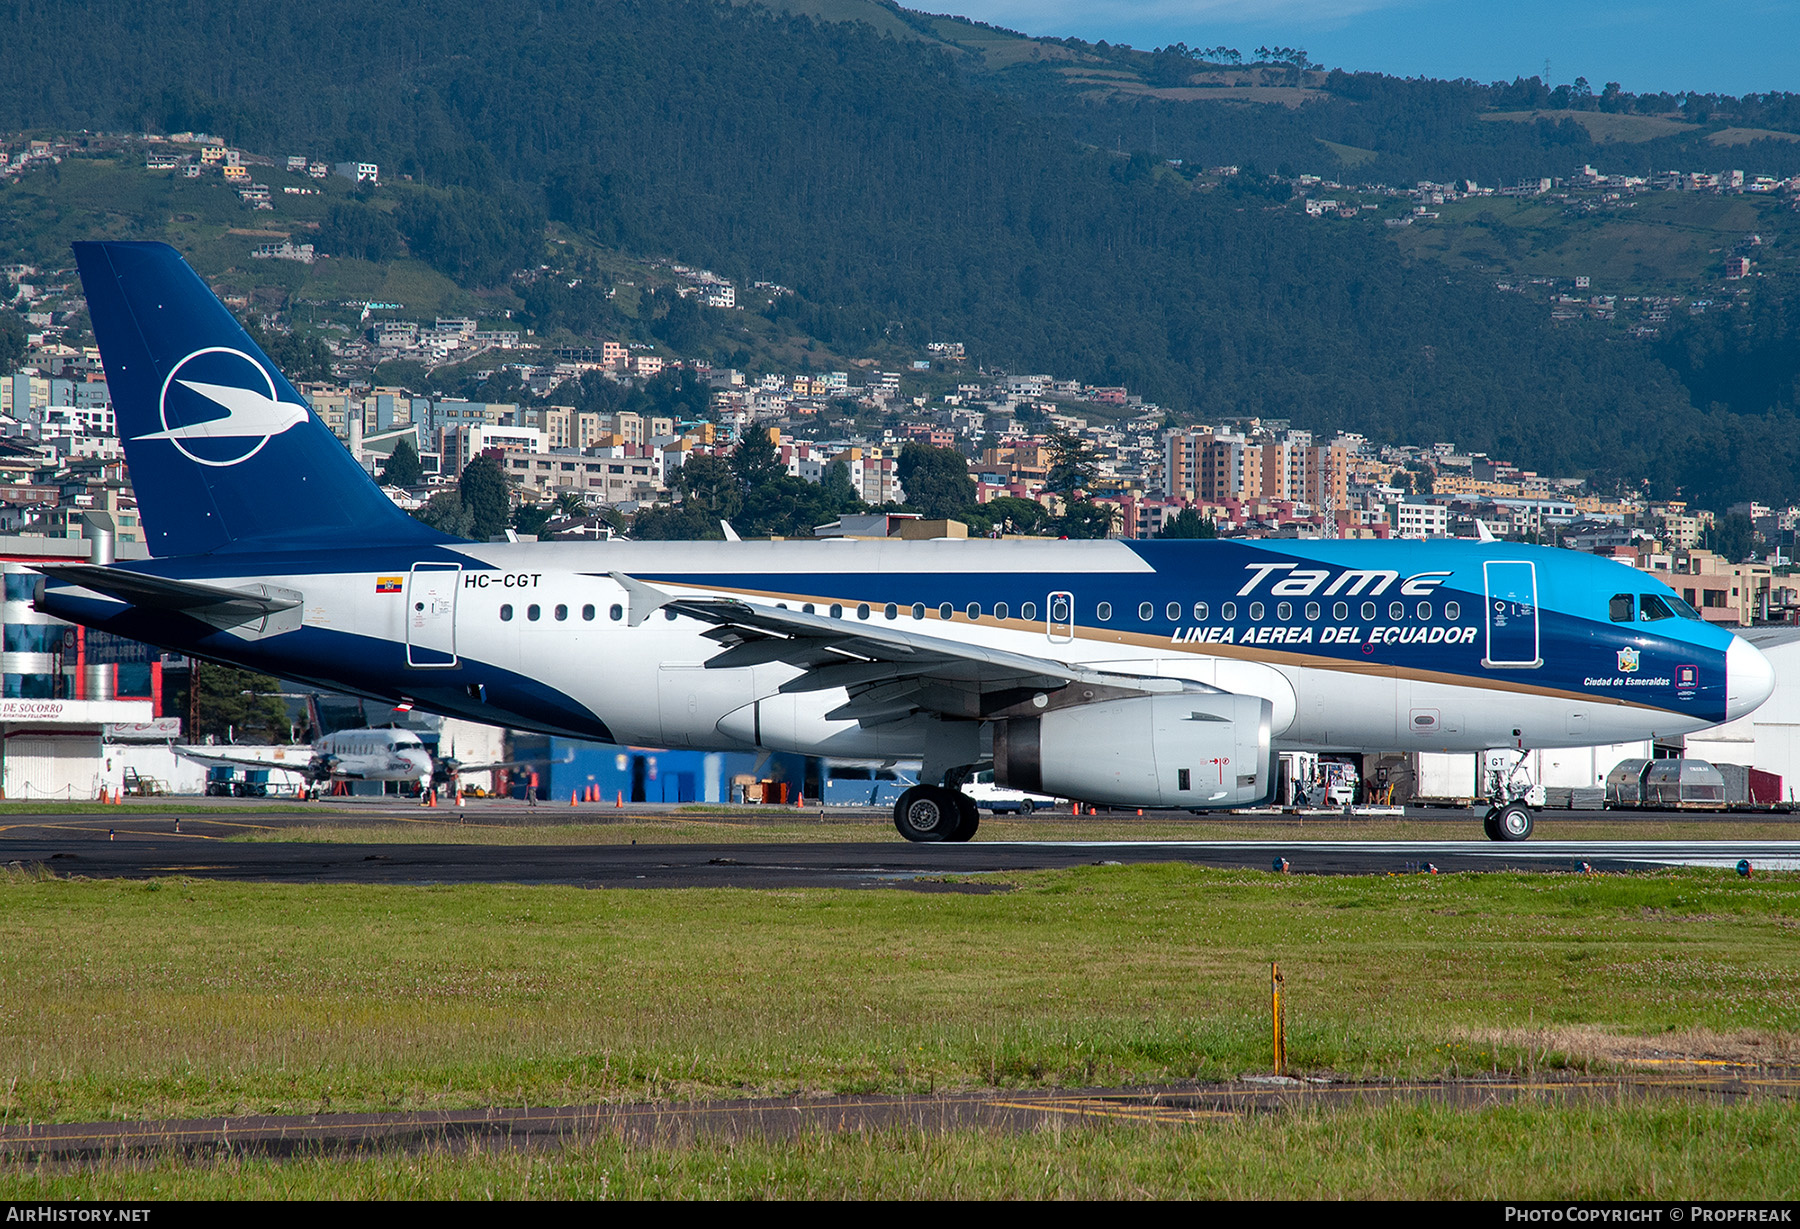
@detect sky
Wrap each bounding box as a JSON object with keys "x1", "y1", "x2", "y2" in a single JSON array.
[{"x1": 933, "y1": 1, "x2": 1800, "y2": 97}]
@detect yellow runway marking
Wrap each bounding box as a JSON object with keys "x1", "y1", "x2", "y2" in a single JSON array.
[{"x1": 989, "y1": 1097, "x2": 1231, "y2": 1123}]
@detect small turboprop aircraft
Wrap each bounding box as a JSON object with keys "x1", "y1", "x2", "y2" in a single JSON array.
[
  {"x1": 37, "y1": 243, "x2": 1777, "y2": 841},
  {"x1": 175, "y1": 702, "x2": 524, "y2": 797}
]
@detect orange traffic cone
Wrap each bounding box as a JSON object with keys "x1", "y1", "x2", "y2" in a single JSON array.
[
  {"x1": 616, "y1": 790, "x2": 623, "y2": 808},
  {"x1": 426, "y1": 789, "x2": 437, "y2": 808},
  {"x1": 571, "y1": 791, "x2": 579, "y2": 807},
  {"x1": 114, "y1": 788, "x2": 124, "y2": 806},
  {"x1": 795, "y1": 790, "x2": 804, "y2": 808}
]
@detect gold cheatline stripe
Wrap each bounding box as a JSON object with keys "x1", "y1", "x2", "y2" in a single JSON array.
[{"x1": 655, "y1": 582, "x2": 1677, "y2": 714}]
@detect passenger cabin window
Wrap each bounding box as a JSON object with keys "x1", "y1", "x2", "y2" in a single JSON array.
[
  {"x1": 939, "y1": 603, "x2": 954, "y2": 620},
  {"x1": 1221, "y1": 602, "x2": 1237, "y2": 620},
  {"x1": 1610, "y1": 594, "x2": 1635, "y2": 623},
  {"x1": 1361, "y1": 601, "x2": 1377, "y2": 620},
  {"x1": 1021, "y1": 602, "x2": 1037, "y2": 621},
  {"x1": 555, "y1": 604, "x2": 568, "y2": 621},
  {"x1": 583, "y1": 604, "x2": 596, "y2": 621},
  {"x1": 994, "y1": 602, "x2": 1009, "y2": 620},
  {"x1": 884, "y1": 603, "x2": 898, "y2": 620},
  {"x1": 1096, "y1": 602, "x2": 1112, "y2": 621},
  {"x1": 1639, "y1": 594, "x2": 1675, "y2": 621},
  {"x1": 912, "y1": 603, "x2": 925, "y2": 620},
  {"x1": 1445, "y1": 601, "x2": 1460, "y2": 620},
  {"x1": 1249, "y1": 602, "x2": 1265, "y2": 621},
  {"x1": 1276, "y1": 601, "x2": 1293, "y2": 621},
  {"x1": 528, "y1": 604, "x2": 541, "y2": 621},
  {"x1": 500, "y1": 604, "x2": 514, "y2": 621},
  {"x1": 856, "y1": 603, "x2": 870, "y2": 620},
  {"x1": 1305, "y1": 602, "x2": 1320, "y2": 620},
  {"x1": 1138, "y1": 602, "x2": 1154, "y2": 621},
  {"x1": 1333, "y1": 602, "x2": 1349, "y2": 620},
  {"x1": 966, "y1": 602, "x2": 981, "y2": 619},
  {"x1": 1193, "y1": 601, "x2": 1209, "y2": 620},
  {"x1": 1389, "y1": 601, "x2": 1405, "y2": 620},
  {"x1": 609, "y1": 604, "x2": 622, "y2": 621}
]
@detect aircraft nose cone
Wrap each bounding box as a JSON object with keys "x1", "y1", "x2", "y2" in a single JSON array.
[{"x1": 1727, "y1": 636, "x2": 1776, "y2": 721}]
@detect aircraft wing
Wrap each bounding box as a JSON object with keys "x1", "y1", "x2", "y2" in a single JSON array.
[
  {"x1": 609, "y1": 572, "x2": 1206, "y2": 727},
  {"x1": 173, "y1": 744, "x2": 318, "y2": 774},
  {"x1": 36, "y1": 563, "x2": 303, "y2": 635}
]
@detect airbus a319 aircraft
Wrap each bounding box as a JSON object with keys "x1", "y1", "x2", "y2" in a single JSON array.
[{"x1": 36, "y1": 243, "x2": 1777, "y2": 842}]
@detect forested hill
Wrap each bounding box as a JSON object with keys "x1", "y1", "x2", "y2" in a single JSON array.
[{"x1": 5, "y1": 0, "x2": 1800, "y2": 505}]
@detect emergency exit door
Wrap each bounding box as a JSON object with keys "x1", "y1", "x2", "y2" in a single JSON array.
[
  {"x1": 1482, "y1": 561, "x2": 1540, "y2": 669},
  {"x1": 405, "y1": 564, "x2": 461, "y2": 667}
]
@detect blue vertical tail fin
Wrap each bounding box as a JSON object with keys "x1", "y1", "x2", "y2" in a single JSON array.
[{"x1": 73, "y1": 241, "x2": 454, "y2": 557}]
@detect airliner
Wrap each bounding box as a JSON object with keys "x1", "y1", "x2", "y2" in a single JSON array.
[{"x1": 34, "y1": 242, "x2": 1777, "y2": 842}]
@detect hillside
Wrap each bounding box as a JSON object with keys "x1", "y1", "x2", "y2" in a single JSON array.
[{"x1": 1, "y1": 0, "x2": 1799, "y2": 507}]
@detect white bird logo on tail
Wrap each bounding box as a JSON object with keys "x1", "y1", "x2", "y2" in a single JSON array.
[{"x1": 140, "y1": 346, "x2": 312, "y2": 467}]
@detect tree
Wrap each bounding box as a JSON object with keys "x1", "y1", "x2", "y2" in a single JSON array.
[
  {"x1": 0, "y1": 309, "x2": 28, "y2": 373},
  {"x1": 1052, "y1": 499, "x2": 1119, "y2": 540},
  {"x1": 1044, "y1": 430, "x2": 1100, "y2": 496},
  {"x1": 730, "y1": 428, "x2": 783, "y2": 488},
  {"x1": 412, "y1": 489, "x2": 475, "y2": 538},
  {"x1": 459, "y1": 455, "x2": 512, "y2": 541},
  {"x1": 970, "y1": 495, "x2": 1050, "y2": 537},
  {"x1": 380, "y1": 437, "x2": 423, "y2": 486},
  {"x1": 188, "y1": 665, "x2": 294, "y2": 744},
  {"x1": 1160, "y1": 508, "x2": 1216, "y2": 538},
  {"x1": 1708, "y1": 512, "x2": 1756, "y2": 562},
  {"x1": 897, "y1": 443, "x2": 976, "y2": 519}
]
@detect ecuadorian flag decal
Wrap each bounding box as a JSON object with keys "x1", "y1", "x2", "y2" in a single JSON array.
[{"x1": 375, "y1": 576, "x2": 404, "y2": 594}]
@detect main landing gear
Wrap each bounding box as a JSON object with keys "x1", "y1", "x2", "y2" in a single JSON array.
[
  {"x1": 1482, "y1": 802, "x2": 1535, "y2": 842},
  {"x1": 893, "y1": 784, "x2": 979, "y2": 843}
]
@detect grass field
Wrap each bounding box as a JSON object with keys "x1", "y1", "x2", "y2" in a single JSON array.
[
  {"x1": 1387, "y1": 190, "x2": 1795, "y2": 293},
  {"x1": 3, "y1": 1102, "x2": 1797, "y2": 1199},
  {"x1": 1, "y1": 860, "x2": 1795, "y2": 1196},
  {"x1": 2, "y1": 862, "x2": 1796, "y2": 1125}
]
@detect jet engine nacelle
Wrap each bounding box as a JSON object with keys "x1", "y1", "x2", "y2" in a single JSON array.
[{"x1": 993, "y1": 692, "x2": 1273, "y2": 809}]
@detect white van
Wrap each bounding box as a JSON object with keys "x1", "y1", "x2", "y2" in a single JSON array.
[{"x1": 963, "y1": 769, "x2": 1060, "y2": 815}]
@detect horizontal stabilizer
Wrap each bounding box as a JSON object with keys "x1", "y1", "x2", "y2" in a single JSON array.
[{"x1": 38, "y1": 563, "x2": 304, "y2": 636}]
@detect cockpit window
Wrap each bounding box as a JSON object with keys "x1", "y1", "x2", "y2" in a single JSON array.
[
  {"x1": 1609, "y1": 594, "x2": 1634, "y2": 623},
  {"x1": 1665, "y1": 595, "x2": 1703, "y2": 620},
  {"x1": 1639, "y1": 594, "x2": 1675, "y2": 622}
]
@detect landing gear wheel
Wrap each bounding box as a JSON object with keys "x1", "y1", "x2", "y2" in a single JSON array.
[
  {"x1": 894, "y1": 785, "x2": 959, "y2": 842},
  {"x1": 1495, "y1": 803, "x2": 1535, "y2": 842},
  {"x1": 946, "y1": 793, "x2": 979, "y2": 843},
  {"x1": 1481, "y1": 808, "x2": 1501, "y2": 841}
]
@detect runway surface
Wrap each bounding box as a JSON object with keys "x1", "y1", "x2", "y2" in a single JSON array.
[
  {"x1": 6, "y1": 1068, "x2": 1794, "y2": 1161},
  {"x1": 0, "y1": 804, "x2": 1795, "y2": 886}
]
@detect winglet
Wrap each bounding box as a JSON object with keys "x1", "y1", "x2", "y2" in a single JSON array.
[
  {"x1": 720, "y1": 520, "x2": 742, "y2": 542},
  {"x1": 1475, "y1": 520, "x2": 1497, "y2": 543}
]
